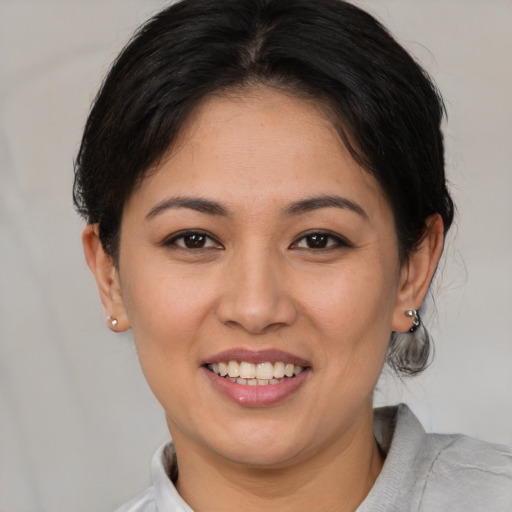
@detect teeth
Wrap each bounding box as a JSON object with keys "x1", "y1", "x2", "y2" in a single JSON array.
[
  {"x1": 227, "y1": 361, "x2": 240, "y2": 378},
  {"x1": 207, "y1": 360, "x2": 307, "y2": 384},
  {"x1": 294, "y1": 366, "x2": 304, "y2": 376},
  {"x1": 240, "y1": 362, "x2": 256, "y2": 379},
  {"x1": 256, "y1": 362, "x2": 274, "y2": 380},
  {"x1": 218, "y1": 362, "x2": 228, "y2": 377},
  {"x1": 284, "y1": 363, "x2": 294, "y2": 377},
  {"x1": 273, "y1": 361, "x2": 285, "y2": 378}
]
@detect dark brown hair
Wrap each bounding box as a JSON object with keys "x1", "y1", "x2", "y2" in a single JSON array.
[{"x1": 74, "y1": 0, "x2": 454, "y2": 374}]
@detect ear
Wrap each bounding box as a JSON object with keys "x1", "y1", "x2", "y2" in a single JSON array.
[
  {"x1": 82, "y1": 224, "x2": 130, "y2": 332},
  {"x1": 392, "y1": 214, "x2": 445, "y2": 333}
]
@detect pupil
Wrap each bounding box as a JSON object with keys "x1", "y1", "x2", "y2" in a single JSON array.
[
  {"x1": 185, "y1": 234, "x2": 205, "y2": 248},
  {"x1": 307, "y1": 234, "x2": 327, "y2": 248}
]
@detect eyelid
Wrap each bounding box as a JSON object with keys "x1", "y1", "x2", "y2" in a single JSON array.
[
  {"x1": 162, "y1": 229, "x2": 224, "y2": 249},
  {"x1": 290, "y1": 230, "x2": 352, "y2": 250}
]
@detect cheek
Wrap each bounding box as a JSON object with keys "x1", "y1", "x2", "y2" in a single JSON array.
[
  {"x1": 303, "y1": 261, "x2": 398, "y2": 332},
  {"x1": 121, "y1": 248, "x2": 211, "y2": 327},
  {"x1": 120, "y1": 272, "x2": 205, "y2": 414},
  {"x1": 298, "y1": 256, "x2": 399, "y2": 369},
  {"x1": 118, "y1": 257, "x2": 212, "y2": 371}
]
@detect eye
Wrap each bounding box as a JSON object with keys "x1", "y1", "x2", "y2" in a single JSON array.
[
  {"x1": 163, "y1": 230, "x2": 222, "y2": 250},
  {"x1": 291, "y1": 231, "x2": 350, "y2": 250}
]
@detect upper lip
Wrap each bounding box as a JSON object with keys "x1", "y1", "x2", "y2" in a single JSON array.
[{"x1": 203, "y1": 348, "x2": 311, "y2": 367}]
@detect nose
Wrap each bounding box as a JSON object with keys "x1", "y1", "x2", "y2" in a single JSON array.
[{"x1": 215, "y1": 249, "x2": 298, "y2": 334}]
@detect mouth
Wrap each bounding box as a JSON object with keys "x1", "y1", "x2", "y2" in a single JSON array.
[
  {"x1": 202, "y1": 349, "x2": 311, "y2": 406},
  {"x1": 205, "y1": 360, "x2": 305, "y2": 386}
]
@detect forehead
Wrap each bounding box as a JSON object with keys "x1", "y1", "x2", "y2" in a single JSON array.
[{"x1": 124, "y1": 87, "x2": 390, "y2": 221}]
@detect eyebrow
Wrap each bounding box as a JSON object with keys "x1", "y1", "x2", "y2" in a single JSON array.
[
  {"x1": 145, "y1": 196, "x2": 230, "y2": 220},
  {"x1": 283, "y1": 195, "x2": 368, "y2": 220},
  {"x1": 145, "y1": 194, "x2": 368, "y2": 221}
]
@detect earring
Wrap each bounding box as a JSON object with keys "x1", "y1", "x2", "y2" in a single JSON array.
[
  {"x1": 388, "y1": 310, "x2": 431, "y2": 375},
  {"x1": 106, "y1": 316, "x2": 118, "y2": 329},
  {"x1": 405, "y1": 309, "x2": 420, "y2": 333}
]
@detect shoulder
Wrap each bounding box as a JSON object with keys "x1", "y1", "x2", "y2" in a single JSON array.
[
  {"x1": 367, "y1": 404, "x2": 512, "y2": 512},
  {"x1": 420, "y1": 432, "x2": 512, "y2": 510},
  {"x1": 115, "y1": 487, "x2": 157, "y2": 512}
]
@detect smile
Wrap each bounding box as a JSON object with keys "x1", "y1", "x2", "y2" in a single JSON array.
[{"x1": 207, "y1": 361, "x2": 305, "y2": 386}]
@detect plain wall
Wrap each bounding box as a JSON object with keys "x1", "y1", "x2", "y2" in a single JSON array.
[{"x1": 1, "y1": 1, "x2": 511, "y2": 511}]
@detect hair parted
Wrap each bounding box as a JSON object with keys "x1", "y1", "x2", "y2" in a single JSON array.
[{"x1": 73, "y1": 0, "x2": 454, "y2": 375}]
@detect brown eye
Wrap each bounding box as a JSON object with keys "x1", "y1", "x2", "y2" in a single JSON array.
[
  {"x1": 164, "y1": 231, "x2": 222, "y2": 250},
  {"x1": 183, "y1": 233, "x2": 207, "y2": 248},
  {"x1": 304, "y1": 233, "x2": 329, "y2": 249},
  {"x1": 293, "y1": 231, "x2": 350, "y2": 250}
]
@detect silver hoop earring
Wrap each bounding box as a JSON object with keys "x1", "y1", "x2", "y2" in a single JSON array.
[
  {"x1": 388, "y1": 309, "x2": 431, "y2": 375},
  {"x1": 405, "y1": 309, "x2": 420, "y2": 333}
]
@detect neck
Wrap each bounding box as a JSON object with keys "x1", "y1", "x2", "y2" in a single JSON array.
[{"x1": 172, "y1": 408, "x2": 383, "y2": 512}]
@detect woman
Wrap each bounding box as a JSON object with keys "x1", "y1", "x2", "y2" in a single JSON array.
[{"x1": 74, "y1": 0, "x2": 512, "y2": 510}]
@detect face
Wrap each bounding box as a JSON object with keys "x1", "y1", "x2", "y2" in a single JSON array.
[{"x1": 113, "y1": 89, "x2": 407, "y2": 468}]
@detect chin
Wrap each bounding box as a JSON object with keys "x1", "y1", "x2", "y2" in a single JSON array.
[
  {"x1": 208, "y1": 421, "x2": 310, "y2": 469},
  {"x1": 220, "y1": 443, "x2": 305, "y2": 469}
]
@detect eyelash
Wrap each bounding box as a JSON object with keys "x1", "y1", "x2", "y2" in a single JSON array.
[
  {"x1": 162, "y1": 230, "x2": 351, "y2": 252},
  {"x1": 162, "y1": 230, "x2": 223, "y2": 250},
  {"x1": 290, "y1": 231, "x2": 352, "y2": 251}
]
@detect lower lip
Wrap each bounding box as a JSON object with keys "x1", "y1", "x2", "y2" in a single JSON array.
[{"x1": 202, "y1": 367, "x2": 310, "y2": 407}]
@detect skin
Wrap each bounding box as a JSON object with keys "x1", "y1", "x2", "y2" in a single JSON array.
[{"x1": 83, "y1": 87, "x2": 444, "y2": 512}]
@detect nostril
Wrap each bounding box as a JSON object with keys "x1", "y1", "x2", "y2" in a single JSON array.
[{"x1": 216, "y1": 296, "x2": 298, "y2": 334}]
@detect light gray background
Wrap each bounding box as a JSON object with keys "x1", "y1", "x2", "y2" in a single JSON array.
[{"x1": 1, "y1": 1, "x2": 511, "y2": 511}]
